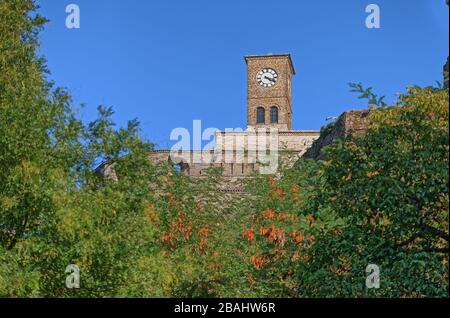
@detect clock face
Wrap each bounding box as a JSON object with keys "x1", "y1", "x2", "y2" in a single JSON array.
[{"x1": 257, "y1": 68, "x2": 278, "y2": 88}]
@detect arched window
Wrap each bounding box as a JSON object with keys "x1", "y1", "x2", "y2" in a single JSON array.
[
  {"x1": 270, "y1": 106, "x2": 279, "y2": 124},
  {"x1": 257, "y1": 107, "x2": 265, "y2": 124}
]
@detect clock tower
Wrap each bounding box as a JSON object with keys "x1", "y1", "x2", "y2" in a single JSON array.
[{"x1": 245, "y1": 54, "x2": 295, "y2": 131}]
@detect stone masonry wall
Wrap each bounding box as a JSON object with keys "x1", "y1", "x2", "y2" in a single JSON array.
[{"x1": 303, "y1": 110, "x2": 370, "y2": 160}]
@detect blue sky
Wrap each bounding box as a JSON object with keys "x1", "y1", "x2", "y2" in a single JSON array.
[{"x1": 36, "y1": 0, "x2": 449, "y2": 150}]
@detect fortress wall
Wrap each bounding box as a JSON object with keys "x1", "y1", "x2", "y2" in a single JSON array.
[
  {"x1": 215, "y1": 130, "x2": 319, "y2": 153},
  {"x1": 147, "y1": 130, "x2": 320, "y2": 180},
  {"x1": 304, "y1": 110, "x2": 370, "y2": 160}
]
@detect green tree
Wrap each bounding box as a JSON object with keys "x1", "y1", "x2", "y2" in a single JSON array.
[
  {"x1": 238, "y1": 87, "x2": 448, "y2": 298},
  {"x1": 0, "y1": 0, "x2": 163, "y2": 297},
  {"x1": 1, "y1": 0, "x2": 447, "y2": 299}
]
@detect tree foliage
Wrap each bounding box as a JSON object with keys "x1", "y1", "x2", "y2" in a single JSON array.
[
  {"x1": 238, "y1": 87, "x2": 449, "y2": 297},
  {"x1": 0, "y1": 1, "x2": 448, "y2": 298}
]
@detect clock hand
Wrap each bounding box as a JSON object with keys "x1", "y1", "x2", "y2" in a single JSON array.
[{"x1": 265, "y1": 76, "x2": 276, "y2": 83}]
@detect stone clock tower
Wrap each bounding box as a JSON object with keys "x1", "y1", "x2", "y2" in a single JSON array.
[
  {"x1": 142, "y1": 53, "x2": 320, "y2": 188},
  {"x1": 245, "y1": 54, "x2": 295, "y2": 131}
]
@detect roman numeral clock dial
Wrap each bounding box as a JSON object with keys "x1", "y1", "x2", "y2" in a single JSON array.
[{"x1": 257, "y1": 68, "x2": 278, "y2": 88}]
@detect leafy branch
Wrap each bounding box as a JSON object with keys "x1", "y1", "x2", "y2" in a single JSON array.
[{"x1": 348, "y1": 82, "x2": 387, "y2": 108}]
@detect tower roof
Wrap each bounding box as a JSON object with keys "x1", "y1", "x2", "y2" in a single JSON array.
[{"x1": 244, "y1": 54, "x2": 296, "y2": 75}]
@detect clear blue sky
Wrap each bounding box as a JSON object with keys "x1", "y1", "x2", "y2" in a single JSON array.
[{"x1": 36, "y1": 0, "x2": 449, "y2": 149}]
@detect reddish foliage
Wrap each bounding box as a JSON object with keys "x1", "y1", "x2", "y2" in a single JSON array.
[
  {"x1": 268, "y1": 176, "x2": 277, "y2": 188},
  {"x1": 162, "y1": 232, "x2": 172, "y2": 244},
  {"x1": 168, "y1": 211, "x2": 193, "y2": 240},
  {"x1": 295, "y1": 233, "x2": 304, "y2": 244},
  {"x1": 199, "y1": 237, "x2": 208, "y2": 250},
  {"x1": 305, "y1": 214, "x2": 315, "y2": 223},
  {"x1": 259, "y1": 226, "x2": 269, "y2": 236},
  {"x1": 266, "y1": 226, "x2": 286, "y2": 247},
  {"x1": 243, "y1": 227, "x2": 255, "y2": 243},
  {"x1": 250, "y1": 255, "x2": 267, "y2": 269},
  {"x1": 198, "y1": 225, "x2": 210, "y2": 250},
  {"x1": 289, "y1": 229, "x2": 296, "y2": 238},
  {"x1": 198, "y1": 225, "x2": 209, "y2": 238},
  {"x1": 263, "y1": 209, "x2": 276, "y2": 220},
  {"x1": 276, "y1": 188, "x2": 286, "y2": 198}
]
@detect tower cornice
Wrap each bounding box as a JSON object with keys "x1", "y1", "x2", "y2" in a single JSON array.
[{"x1": 244, "y1": 54, "x2": 296, "y2": 75}]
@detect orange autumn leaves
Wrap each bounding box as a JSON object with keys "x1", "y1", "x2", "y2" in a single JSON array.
[
  {"x1": 244, "y1": 207, "x2": 317, "y2": 270},
  {"x1": 159, "y1": 188, "x2": 213, "y2": 252},
  {"x1": 243, "y1": 227, "x2": 255, "y2": 242},
  {"x1": 160, "y1": 210, "x2": 210, "y2": 252},
  {"x1": 161, "y1": 211, "x2": 193, "y2": 247},
  {"x1": 268, "y1": 176, "x2": 286, "y2": 199},
  {"x1": 198, "y1": 224, "x2": 209, "y2": 251},
  {"x1": 263, "y1": 208, "x2": 292, "y2": 222},
  {"x1": 263, "y1": 209, "x2": 276, "y2": 220},
  {"x1": 242, "y1": 176, "x2": 321, "y2": 270},
  {"x1": 268, "y1": 176, "x2": 303, "y2": 206},
  {"x1": 250, "y1": 254, "x2": 267, "y2": 269},
  {"x1": 261, "y1": 226, "x2": 286, "y2": 251}
]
